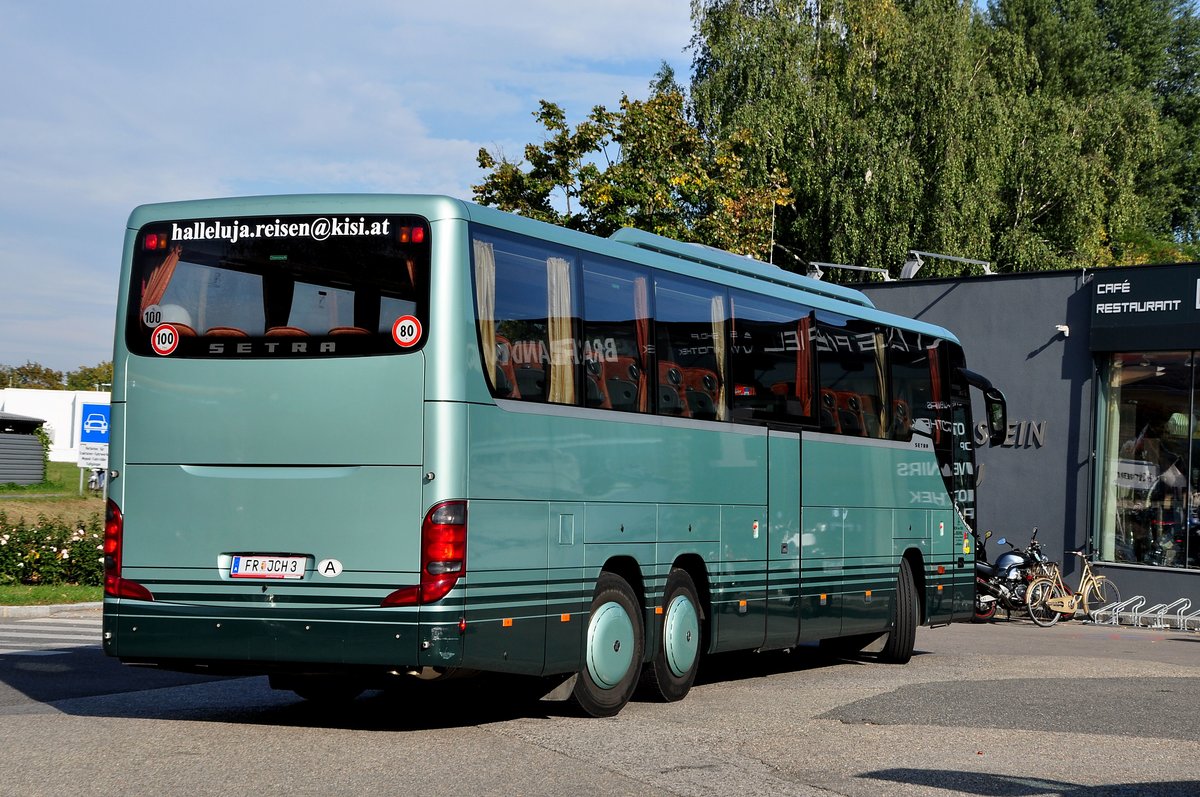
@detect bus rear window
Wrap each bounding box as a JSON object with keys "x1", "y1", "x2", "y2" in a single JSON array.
[{"x1": 127, "y1": 214, "x2": 429, "y2": 358}]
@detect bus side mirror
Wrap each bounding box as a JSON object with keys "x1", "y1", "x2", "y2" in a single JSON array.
[{"x1": 984, "y1": 387, "x2": 1007, "y2": 447}]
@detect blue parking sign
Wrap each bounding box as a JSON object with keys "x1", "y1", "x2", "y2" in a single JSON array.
[{"x1": 80, "y1": 404, "x2": 111, "y2": 444}]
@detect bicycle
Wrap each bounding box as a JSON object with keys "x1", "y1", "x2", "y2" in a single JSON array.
[{"x1": 1026, "y1": 551, "x2": 1121, "y2": 627}]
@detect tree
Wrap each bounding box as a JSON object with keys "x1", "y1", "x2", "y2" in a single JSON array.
[
  {"x1": 988, "y1": 0, "x2": 1186, "y2": 267},
  {"x1": 477, "y1": 0, "x2": 1200, "y2": 275},
  {"x1": 2, "y1": 361, "x2": 64, "y2": 390},
  {"x1": 65, "y1": 362, "x2": 113, "y2": 392},
  {"x1": 474, "y1": 75, "x2": 791, "y2": 259},
  {"x1": 688, "y1": 0, "x2": 1196, "y2": 275}
]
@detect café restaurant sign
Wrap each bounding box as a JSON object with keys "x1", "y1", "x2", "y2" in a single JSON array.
[{"x1": 1090, "y1": 264, "x2": 1200, "y2": 351}]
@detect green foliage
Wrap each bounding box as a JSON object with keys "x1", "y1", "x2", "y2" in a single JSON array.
[
  {"x1": 0, "y1": 584, "x2": 101, "y2": 606},
  {"x1": 477, "y1": 0, "x2": 1200, "y2": 278},
  {"x1": 474, "y1": 82, "x2": 791, "y2": 260},
  {"x1": 0, "y1": 511, "x2": 105, "y2": 587},
  {"x1": 65, "y1": 361, "x2": 113, "y2": 392},
  {"x1": 2, "y1": 360, "x2": 113, "y2": 391},
  {"x1": 2, "y1": 361, "x2": 64, "y2": 389},
  {"x1": 34, "y1": 426, "x2": 50, "y2": 481}
]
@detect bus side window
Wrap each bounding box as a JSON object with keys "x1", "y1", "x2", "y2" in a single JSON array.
[
  {"x1": 887, "y1": 331, "x2": 940, "y2": 443},
  {"x1": 815, "y1": 316, "x2": 886, "y2": 439},
  {"x1": 654, "y1": 276, "x2": 728, "y2": 421},
  {"x1": 581, "y1": 257, "x2": 651, "y2": 413},
  {"x1": 728, "y1": 291, "x2": 816, "y2": 427},
  {"x1": 474, "y1": 232, "x2": 581, "y2": 405}
]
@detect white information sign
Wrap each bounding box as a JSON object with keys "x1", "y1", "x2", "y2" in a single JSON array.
[
  {"x1": 78, "y1": 442, "x2": 109, "y2": 469},
  {"x1": 77, "y1": 403, "x2": 111, "y2": 469}
]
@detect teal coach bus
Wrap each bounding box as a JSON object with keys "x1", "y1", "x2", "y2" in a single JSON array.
[{"x1": 103, "y1": 194, "x2": 1007, "y2": 716}]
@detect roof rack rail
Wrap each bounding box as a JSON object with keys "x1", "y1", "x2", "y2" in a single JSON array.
[{"x1": 608, "y1": 227, "x2": 874, "y2": 310}]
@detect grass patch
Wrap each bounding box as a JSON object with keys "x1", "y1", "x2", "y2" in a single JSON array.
[
  {"x1": 0, "y1": 460, "x2": 90, "y2": 495},
  {"x1": 0, "y1": 584, "x2": 102, "y2": 606}
]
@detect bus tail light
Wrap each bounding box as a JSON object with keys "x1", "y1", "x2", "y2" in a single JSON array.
[
  {"x1": 103, "y1": 499, "x2": 154, "y2": 601},
  {"x1": 381, "y1": 501, "x2": 467, "y2": 607}
]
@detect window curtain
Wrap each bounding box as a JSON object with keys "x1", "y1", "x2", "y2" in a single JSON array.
[
  {"x1": 928, "y1": 342, "x2": 943, "y2": 445},
  {"x1": 873, "y1": 331, "x2": 887, "y2": 438},
  {"x1": 547, "y1": 256, "x2": 575, "y2": 405},
  {"x1": 141, "y1": 244, "x2": 183, "y2": 313},
  {"x1": 711, "y1": 294, "x2": 727, "y2": 421},
  {"x1": 795, "y1": 315, "x2": 813, "y2": 416},
  {"x1": 473, "y1": 239, "x2": 497, "y2": 384},
  {"x1": 634, "y1": 276, "x2": 650, "y2": 412}
]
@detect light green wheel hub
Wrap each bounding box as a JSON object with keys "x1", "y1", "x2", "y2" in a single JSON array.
[
  {"x1": 585, "y1": 600, "x2": 635, "y2": 689},
  {"x1": 663, "y1": 593, "x2": 699, "y2": 678}
]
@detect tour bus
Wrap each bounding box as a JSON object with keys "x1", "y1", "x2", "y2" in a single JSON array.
[{"x1": 103, "y1": 194, "x2": 1007, "y2": 716}]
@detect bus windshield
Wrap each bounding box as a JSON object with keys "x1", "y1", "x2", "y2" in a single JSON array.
[{"x1": 126, "y1": 214, "x2": 429, "y2": 359}]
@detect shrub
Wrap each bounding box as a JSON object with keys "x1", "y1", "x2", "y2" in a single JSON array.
[{"x1": 0, "y1": 510, "x2": 104, "y2": 586}]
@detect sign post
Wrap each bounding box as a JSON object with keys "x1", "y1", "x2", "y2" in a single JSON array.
[{"x1": 78, "y1": 403, "x2": 110, "y2": 497}]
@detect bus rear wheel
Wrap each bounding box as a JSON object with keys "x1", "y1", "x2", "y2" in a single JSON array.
[
  {"x1": 640, "y1": 568, "x2": 701, "y2": 702},
  {"x1": 879, "y1": 558, "x2": 918, "y2": 664},
  {"x1": 572, "y1": 572, "x2": 645, "y2": 717}
]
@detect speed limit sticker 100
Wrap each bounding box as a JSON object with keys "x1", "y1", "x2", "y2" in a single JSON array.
[
  {"x1": 151, "y1": 323, "x2": 181, "y2": 356},
  {"x1": 392, "y1": 315, "x2": 422, "y2": 348}
]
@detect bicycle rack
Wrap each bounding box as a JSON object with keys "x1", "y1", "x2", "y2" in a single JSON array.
[
  {"x1": 1092, "y1": 596, "x2": 1143, "y2": 626},
  {"x1": 1133, "y1": 601, "x2": 1169, "y2": 627},
  {"x1": 1183, "y1": 606, "x2": 1200, "y2": 632},
  {"x1": 1146, "y1": 599, "x2": 1191, "y2": 629}
]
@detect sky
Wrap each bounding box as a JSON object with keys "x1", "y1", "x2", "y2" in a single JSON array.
[{"x1": 0, "y1": 0, "x2": 694, "y2": 375}]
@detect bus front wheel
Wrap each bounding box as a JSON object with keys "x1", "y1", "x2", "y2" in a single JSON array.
[
  {"x1": 878, "y1": 558, "x2": 917, "y2": 664},
  {"x1": 640, "y1": 568, "x2": 702, "y2": 702},
  {"x1": 572, "y1": 572, "x2": 645, "y2": 717}
]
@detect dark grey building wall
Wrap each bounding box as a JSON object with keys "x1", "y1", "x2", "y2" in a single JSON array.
[
  {"x1": 864, "y1": 271, "x2": 1200, "y2": 607},
  {"x1": 863, "y1": 271, "x2": 1096, "y2": 577}
]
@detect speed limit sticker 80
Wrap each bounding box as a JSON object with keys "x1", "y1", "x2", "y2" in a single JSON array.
[
  {"x1": 151, "y1": 324, "x2": 180, "y2": 356},
  {"x1": 391, "y1": 315, "x2": 423, "y2": 348}
]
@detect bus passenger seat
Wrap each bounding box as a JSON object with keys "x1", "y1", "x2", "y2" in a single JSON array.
[
  {"x1": 683, "y1": 368, "x2": 719, "y2": 420},
  {"x1": 658, "y1": 363, "x2": 689, "y2": 416},
  {"x1": 585, "y1": 358, "x2": 612, "y2": 409},
  {"x1": 604, "y1": 358, "x2": 640, "y2": 412},
  {"x1": 203, "y1": 326, "x2": 248, "y2": 337},
  {"x1": 514, "y1": 364, "x2": 545, "y2": 399},
  {"x1": 819, "y1": 389, "x2": 840, "y2": 433},
  {"x1": 836, "y1": 391, "x2": 867, "y2": 436},
  {"x1": 329, "y1": 326, "x2": 371, "y2": 335},
  {"x1": 266, "y1": 326, "x2": 309, "y2": 336}
]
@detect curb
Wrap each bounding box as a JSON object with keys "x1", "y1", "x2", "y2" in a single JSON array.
[{"x1": 0, "y1": 602, "x2": 102, "y2": 619}]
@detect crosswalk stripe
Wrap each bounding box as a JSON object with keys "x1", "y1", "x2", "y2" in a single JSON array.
[
  {"x1": 0, "y1": 630, "x2": 99, "y2": 642},
  {"x1": 0, "y1": 616, "x2": 103, "y2": 652}
]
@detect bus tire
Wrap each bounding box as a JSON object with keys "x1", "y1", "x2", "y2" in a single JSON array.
[
  {"x1": 571, "y1": 572, "x2": 645, "y2": 718},
  {"x1": 879, "y1": 558, "x2": 917, "y2": 664},
  {"x1": 641, "y1": 568, "x2": 701, "y2": 702}
]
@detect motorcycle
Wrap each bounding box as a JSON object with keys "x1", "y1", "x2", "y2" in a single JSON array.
[{"x1": 973, "y1": 528, "x2": 1053, "y2": 622}]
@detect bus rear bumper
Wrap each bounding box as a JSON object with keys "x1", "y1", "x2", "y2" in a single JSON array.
[{"x1": 102, "y1": 598, "x2": 463, "y2": 675}]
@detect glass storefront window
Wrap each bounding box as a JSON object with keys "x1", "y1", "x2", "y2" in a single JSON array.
[{"x1": 1098, "y1": 352, "x2": 1199, "y2": 568}]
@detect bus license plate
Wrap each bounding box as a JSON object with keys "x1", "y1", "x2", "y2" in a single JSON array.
[{"x1": 230, "y1": 555, "x2": 306, "y2": 579}]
